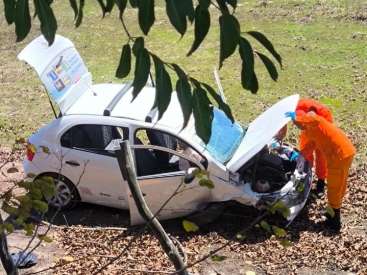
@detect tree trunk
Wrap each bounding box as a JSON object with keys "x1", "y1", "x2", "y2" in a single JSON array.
[
  {"x1": 116, "y1": 141, "x2": 188, "y2": 275},
  {"x1": 0, "y1": 214, "x2": 18, "y2": 275}
]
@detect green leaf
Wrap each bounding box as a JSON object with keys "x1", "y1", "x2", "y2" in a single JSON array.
[
  {"x1": 36, "y1": 177, "x2": 56, "y2": 199},
  {"x1": 2, "y1": 202, "x2": 18, "y2": 215},
  {"x1": 182, "y1": 219, "x2": 199, "y2": 232},
  {"x1": 211, "y1": 255, "x2": 227, "y2": 262},
  {"x1": 176, "y1": 78, "x2": 192, "y2": 129},
  {"x1": 247, "y1": 31, "x2": 282, "y2": 67},
  {"x1": 239, "y1": 37, "x2": 257, "y2": 93},
  {"x1": 173, "y1": 64, "x2": 192, "y2": 129},
  {"x1": 3, "y1": 0, "x2": 16, "y2": 24},
  {"x1": 29, "y1": 186, "x2": 43, "y2": 200},
  {"x1": 296, "y1": 181, "x2": 305, "y2": 193},
  {"x1": 32, "y1": 200, "x2": 49, "y2": 213},
  {"x1": 106, "y1": 0, "x2": 114, "y2": 13},
  {"x1": 132, "y1": 49, "x2": 151, "y2": 100},
  {"x1": 183, "y1": 0, "x2": 194, "y2": 22},
  {"x1": 116, "y1": 44, "x2": 131, "y2": 78},
  {"x1": 193, "y1": 168, "x2": 207, "y2": 179},
  {"x1": 201, "y1": 83, "x2": 234, "y2": 122},
  {"x1": 96, "y1": 0, "x2": 106, "y2": 16},
  {"x1": 199, "y1": 178, "x2": 214, "y2": 189},
  {"x1": 241, "y1": 65, "x2": 258, "y2": 94},
  {"x1": 192, "y1": 85, "x2": 213, "y2": 143},
  {"x1": 24, "y1": 223, "x2": 35, "y2": 236},
  {"x1": 138, "y1": 0, "x2": 155, "y2": 35},
  {"x1": 260, "y1": 220, "x2": 271, "y2": 233},
  {"x1": 129, "y1": 0, "x2": 137, "y2": 8},
  {"x1": 219, "y1": 14, "x2": 240, "y2": 68},
  {"x1": 4, "y1": 223, "x2": 14, "y2": 234},
  {"x1": 115, "y1": 0, "x2": 127, "y2": 19},
  {"x1": 152, "y1": 55, "x2": 172, "y2": 119},
  {"x1": 187, "y1": 5, "x2": 210, "y2": 56},
  {"x1": 326, "y1": 206, "x2": 335, "y2": 218},
  {"x1": 15, "y1": 216, "x2": 25, "y2": 227},
  {"x1": 39, "y1": 145, "x2": 50, "y2": 154},
  {"x1": 270, "y1": 201, "x2": 290, "y2": 218},
  {"x1": 165, "y1": 0, "x2": 188, "y2": 36},
  {"x1": 75, "y1": 0, "x2": 85, "y2": 27},
  {"x1": 17, "y1": 195, "x2": 32, "y2": 210},
  {"x1": 272, "y1": 225, "x2": 287, "y2": 238},
  {"x1": 279, "y1": 239, "x2": 291, "y2": 247},
  {"x1": 18, "y1": 181, "x2": 31, "y2": 189},
  {"x1": 14, "y1": 0, "x2": 31, "y2": 42},
  {"x1": 69, "y1": 0, "x2": 78, "y2": 20},
  {"x1": 38, "y1": 234, "x2": 53, "y2": 243},
  {"x1": 198, "y1": 0, "x2": 210, "y2": 9},
  {"x1": 225, "y1": 0, "x2": 237, "y2": 9},
  {"x1": 36, "y1": 0, "x2": 58, "y2": 46},
  {"x1": 132, "y1": 37, "x2": 144, "y2": 55},
  {"x1": 256, "y1": 52, "x2": 278, "y2": 81}
]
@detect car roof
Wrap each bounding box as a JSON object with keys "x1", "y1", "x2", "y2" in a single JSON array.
[{"x1": 65, "y1": 83, "x2": 195, "y2": 135}]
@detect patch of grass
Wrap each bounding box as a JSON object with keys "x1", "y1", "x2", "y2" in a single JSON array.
[{"x1": 0, "y1": 1, "x2": 366, "y2": 163}]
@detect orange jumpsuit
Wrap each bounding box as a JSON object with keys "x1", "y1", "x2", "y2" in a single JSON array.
[
  {"x1": 296, "y1": 99, "x2": 333, "y2": 180},
  {"x1": 295, "y1": 113, "x2": 356, "y2": 209}
]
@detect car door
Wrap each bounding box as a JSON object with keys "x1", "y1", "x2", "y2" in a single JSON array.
[
  {"x1": 60, "y1": 124, "x2": 129, "y2": 209},
  {"x1": 128, "y1": 129, "x2": 211, "y2": 225}
]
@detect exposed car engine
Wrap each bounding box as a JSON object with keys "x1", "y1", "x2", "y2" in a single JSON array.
[{"x1": 239, "y1": 142, "x2": 300, "y2": 193}]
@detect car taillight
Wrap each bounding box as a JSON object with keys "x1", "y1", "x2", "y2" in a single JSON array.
[{"x1": 26, "y1": 143, "x2": 36, "y2": 161}]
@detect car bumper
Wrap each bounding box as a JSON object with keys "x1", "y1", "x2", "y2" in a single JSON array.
[
  {"x1": 23, "y1": 159, "x2": 42, "y2": 180},
  {"x1": 257, "y1": 156, "x2": 312, "y2": 225}
]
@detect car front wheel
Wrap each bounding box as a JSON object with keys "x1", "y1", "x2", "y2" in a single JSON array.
[{"x1": 39, "y1": 174, "x2": 79, "y2": 210}]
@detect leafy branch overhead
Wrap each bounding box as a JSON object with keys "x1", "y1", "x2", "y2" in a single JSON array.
[{"x1": 3, "y1": 0, "x2": 282, "y2": 143}]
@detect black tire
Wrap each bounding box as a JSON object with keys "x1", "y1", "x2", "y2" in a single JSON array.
[{"x1": 36, "y1": 173, "x2": 80, "y2": 210}]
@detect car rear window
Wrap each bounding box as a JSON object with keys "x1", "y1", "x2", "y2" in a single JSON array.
[{"x1": 61, "y1": 124, "x2": 125, "y2": 150}]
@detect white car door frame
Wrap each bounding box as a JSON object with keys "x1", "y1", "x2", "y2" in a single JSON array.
[
  {"x1": 127, "y1": 144, "x2": 211, "y2": 225},
  {"x1": 60, "y1": 147, "x2": 129, "y2": 209},
  {"x1": 59, "y1": 123, "x2": 130, "y2": 209}
]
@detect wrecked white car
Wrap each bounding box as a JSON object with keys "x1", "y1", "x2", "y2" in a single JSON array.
[{"x1": 19, "y1": 35, "x2": 312, "y2": 225}]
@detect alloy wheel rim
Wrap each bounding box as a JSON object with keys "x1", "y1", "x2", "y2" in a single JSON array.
[{"x1": 49, "y1": 180, "x2": 72, "y2": 208}]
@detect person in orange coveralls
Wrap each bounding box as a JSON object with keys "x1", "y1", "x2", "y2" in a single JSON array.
[
  {"x1": 296, "y1": 99, "x2": 333, "y2": 196},
  {"x1": 285, "y1": 110, "x2": 356, "y2": 232}
]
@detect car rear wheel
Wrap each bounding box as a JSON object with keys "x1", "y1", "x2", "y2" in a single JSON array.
[{"x1": 39, "y1": 174, "x2": 79, "y2": 210}]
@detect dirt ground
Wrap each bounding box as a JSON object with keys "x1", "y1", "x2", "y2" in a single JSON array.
[{"x1": 0, "y1": 147, "x2": 366, "y2": 275}]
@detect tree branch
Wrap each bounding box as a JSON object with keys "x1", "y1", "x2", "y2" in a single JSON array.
[
  {"x1": 115, "y1": 141, "x2": 188, "y2": 275},
  {"x1": 0, "y1": 213, "x2": 18, "y2": 275}
]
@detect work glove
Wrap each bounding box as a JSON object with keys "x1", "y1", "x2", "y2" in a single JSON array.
[
  {"x1": 290, "y1": 151, "x2": 299, "y2": 161},
  {"x1": 285, "y1": 111, "x2": 296, "y2": 121}
]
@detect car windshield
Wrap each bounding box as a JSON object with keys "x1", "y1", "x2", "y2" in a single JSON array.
[{"x1": 205, "y1": 108, "x2": 245, "y2": 163}]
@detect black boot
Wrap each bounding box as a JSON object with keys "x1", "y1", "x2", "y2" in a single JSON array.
[
  {"x1": 316, "y1": 179, "x2": 325, "y2": 197},
  {"x1": 323, "y1": 208, "x2": 341, "y2": 233}
]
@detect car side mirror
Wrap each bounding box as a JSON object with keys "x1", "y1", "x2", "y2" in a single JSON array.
[{"x1": 184, "y1": 167, "x2": 198, "y2": 184}]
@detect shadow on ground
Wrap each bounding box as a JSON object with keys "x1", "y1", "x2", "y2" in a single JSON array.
[{"x1": 37, "y1": 194, "x2": 333, "y2": 245}]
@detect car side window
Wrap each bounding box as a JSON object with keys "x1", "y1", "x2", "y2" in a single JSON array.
[
  {"x1": 61, "y1": 124, "x2": 128, "y2": 152},
  {"x1": 133, "y1": 129, "x2": 206, "y2": 177}
]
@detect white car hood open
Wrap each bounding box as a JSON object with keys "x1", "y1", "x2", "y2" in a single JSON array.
[
  {"x1": 18, "y1": 35, "x2": 92, "y2": 114},
  {"x1": 226, "y1": 94, "x2": 299, "y2": 173}
]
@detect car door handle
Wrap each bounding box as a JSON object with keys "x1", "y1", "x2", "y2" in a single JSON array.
[{"x1": 65, "y1": 160, "x2": 80, "y2": 167}]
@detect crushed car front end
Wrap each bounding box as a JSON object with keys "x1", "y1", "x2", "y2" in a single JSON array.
[{"x1": 254, "y1": 154, "x2": 312, "y2": 224}]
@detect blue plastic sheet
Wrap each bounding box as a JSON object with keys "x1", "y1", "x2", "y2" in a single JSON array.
[{"x1": 206, "y1": 108, "x2": 245, "y2": 163}]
